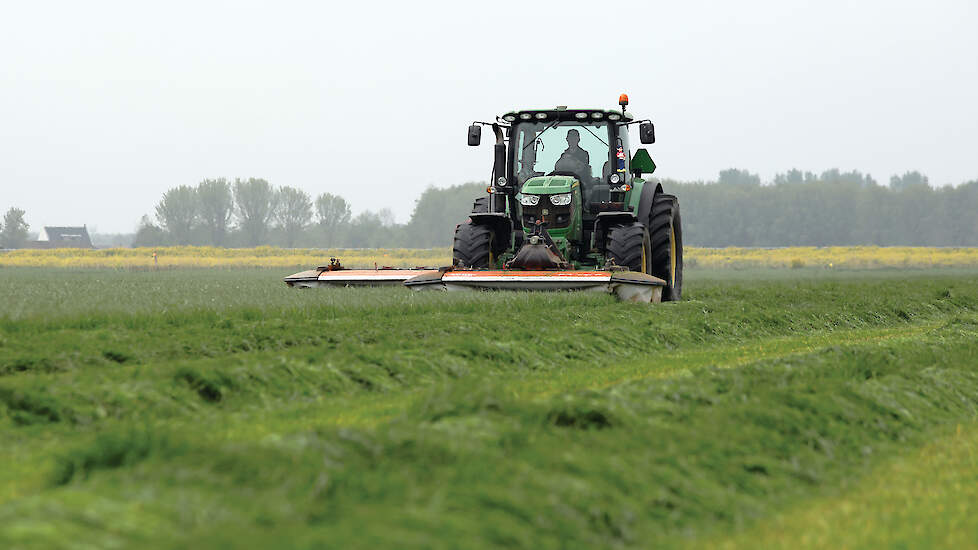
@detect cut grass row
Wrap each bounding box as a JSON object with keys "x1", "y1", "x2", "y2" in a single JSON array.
[
  {"x1": 708, "y1": 421, "x2": 978, "y2": 550},
  {"x1": 1, "y1": 268, "x2": 973, "y2": 378},
  {"x1": 3, "y1": 314, "x2": 978, "y2": 549},
  {"x1": 0, "y1": 319, "x2": 946, "y2": 510},
  {"x1": 1, "y1": 270, "x2": 973, "y2": 431},
  {"x1": 1, "y1": 268, "x2": 978, "y2": 548}
]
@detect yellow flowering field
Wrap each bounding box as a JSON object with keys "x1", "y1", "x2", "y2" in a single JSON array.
[
  {"x1": 0, "y1": 247, "x2": 450, "y2": 270},
  {"x1": 689, "y1": 246, "x2": 978, "y2": 269},
  {"x1": 2, "y1": 245, "x2": 978, "y2": 270}
]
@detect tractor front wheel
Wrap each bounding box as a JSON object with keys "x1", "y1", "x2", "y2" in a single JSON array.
[
  {"x1": 606, "y1": 222, "x2": 651, "y2": 274},
  {"x1": 453, "y1": 221, "x2": 494, "y2": 268}
]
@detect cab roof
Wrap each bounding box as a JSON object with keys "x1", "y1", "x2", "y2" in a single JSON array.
[{"x1": 500, "y1": 107, "x2": 635, "y2": 124}]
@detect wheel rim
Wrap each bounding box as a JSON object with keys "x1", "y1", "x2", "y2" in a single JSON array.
[{"x1": 641, "y1": 235, "x2": 648, "y2": 273}]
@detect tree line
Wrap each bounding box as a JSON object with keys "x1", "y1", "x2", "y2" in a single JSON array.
[
  {"x1": 136, "y1": 178, "x2": 358, "y2": 247},
  {"x1": 668, "y1": 169, "x2": 978, "y2": 246},
  {"x1": 5, "y1": 168, "x2": 977, "y2": 250},
  {"x1": 136, "y1": 169, "x2": 978, "y2": 249},
  {"x1": 134, "y1": 178, "x2": 486, "y2": 248}
]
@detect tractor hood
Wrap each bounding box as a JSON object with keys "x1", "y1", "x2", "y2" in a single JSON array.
[
  {"x1": 518, "y1": 175, "x2": 582, "y2": 249},
  {"x1": 522, "y1": 175, "x2": 576, "y2": 194}
]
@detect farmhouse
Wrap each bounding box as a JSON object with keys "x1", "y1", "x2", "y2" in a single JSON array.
[{"x1": 26, "y1": 226, "x2": 95, "y2": 249}]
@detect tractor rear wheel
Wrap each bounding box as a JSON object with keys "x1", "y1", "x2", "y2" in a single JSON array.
[
  {"x1": 649, "y1": 194, "x2": 683, "y2": 301},
  {"x1": 606, "y1": 222, "x2": 651, "y2": 273},
  {"x1": 453, "y1": 221, "x2": 494, "y2": 268}
]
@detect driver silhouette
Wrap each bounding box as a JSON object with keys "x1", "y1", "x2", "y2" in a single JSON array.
[{"x1": 560, "y1": 129, "x2": 590, "y2": 167}]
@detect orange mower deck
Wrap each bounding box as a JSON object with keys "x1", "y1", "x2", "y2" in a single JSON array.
[{"x1": 284, "y1": 267, "x2": 664, "y2": 302}]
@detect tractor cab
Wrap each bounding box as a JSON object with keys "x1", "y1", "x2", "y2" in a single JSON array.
[
  {"x1": 506, "y1": 109, "x2": 637, "y2": 212},
  {"x1": 470, "y1": 101, "x2": 654, "y2": 206}
]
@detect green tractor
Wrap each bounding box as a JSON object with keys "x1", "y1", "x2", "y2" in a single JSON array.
[{"x1": 453, "y1": 94, "x2": 683, "y2": 301}]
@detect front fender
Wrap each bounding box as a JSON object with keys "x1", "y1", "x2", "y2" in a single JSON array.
[
  {"x1": 593, "y1": 211, "x2": 638, "y2": 252},
  {"x1": 468, "y1": 213, "x2": 513, "y2": 256},
  {"x1": 635, "y1": 180, "x2": 663, "y2": 227}
]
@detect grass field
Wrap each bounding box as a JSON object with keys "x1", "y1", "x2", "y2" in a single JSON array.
[{"x1": 1, "y1": 265, "x2": 977, "y2": 548}]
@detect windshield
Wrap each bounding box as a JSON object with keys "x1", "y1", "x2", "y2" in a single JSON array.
[{"x1": 512, "y1": 121, "x2": 611, "y2": 186}]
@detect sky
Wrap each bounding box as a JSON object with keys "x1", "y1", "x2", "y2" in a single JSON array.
[{"x1": 1, "y1": 0, "x2": 976, "y2": 233}]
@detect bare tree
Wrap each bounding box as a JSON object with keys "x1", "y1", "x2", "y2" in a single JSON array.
[
  {"x1": 0, "y1": 207, "x2": 30, "y2": 249},
  {"x1": 197, "y1": 178, "x2": 234, "y2": 246},
  {"x1": 233, "y1": 178, "x2": 276, "y2": 246},
  {"x1": 155, "y1": 186, "x2": 198, "y2": 244},
  {"x1": 275, "y1": 186, "x2": 313, "y2": 247}
]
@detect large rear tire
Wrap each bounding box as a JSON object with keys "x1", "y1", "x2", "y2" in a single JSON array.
[
  {"x1": 649, "y1": 194, "x2": 683, "y2": 301},
  {"x1": 606, "y1": 222, "x2": 651, "y2": 274},
  {"x1": 453, "y1": 221, "x2": 494, "y2": 268}
]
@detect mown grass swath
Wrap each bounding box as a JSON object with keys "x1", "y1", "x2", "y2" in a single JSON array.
[
  {"x1": 1, "y1": 267, "x2": 977, "y2": 548},
  {"x1": 707, "y1": 422, "x2": 978, "y2": 549}
]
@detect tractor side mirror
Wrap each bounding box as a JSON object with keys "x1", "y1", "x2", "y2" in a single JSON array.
[
  {"x1": 639, "y1": 122, "x2": 655, "y2": 144},
  {"x1": 467, "y1": 124, "x2": 482, "y2": 146}
]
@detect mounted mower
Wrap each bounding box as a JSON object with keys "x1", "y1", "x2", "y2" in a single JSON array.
[{"x1": 285, "y1": 94, "x2": 683, "y2": 302}]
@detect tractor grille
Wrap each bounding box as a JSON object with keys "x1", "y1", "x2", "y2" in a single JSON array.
[{"x1": 522, "y1": 201, "x2": 571, "y2": 228}]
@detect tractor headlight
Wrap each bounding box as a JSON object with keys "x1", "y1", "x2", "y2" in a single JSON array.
[
  {"x1": 520, "y1": 194, "x2": 540, "y2": 206},
  {"x1": 549, "y1": 193, "x2": 572, "y2": 206}
]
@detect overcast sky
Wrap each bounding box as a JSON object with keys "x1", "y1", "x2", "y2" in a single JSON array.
[{"x1": 1, "y1": 0, "x2": 976, "y2": 233}]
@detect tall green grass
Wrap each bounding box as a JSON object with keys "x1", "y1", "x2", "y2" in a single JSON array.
[{"x1": 1, "y1": 267, "x2": 977, "y2": 549}]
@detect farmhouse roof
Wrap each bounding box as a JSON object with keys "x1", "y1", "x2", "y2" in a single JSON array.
[{"x1": 39, "y1": 226, "x2": 94, "y2": 248}]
